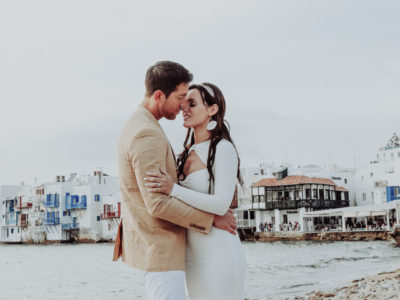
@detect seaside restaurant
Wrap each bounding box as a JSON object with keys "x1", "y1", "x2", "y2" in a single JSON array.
[
  {"x1": 301, "y1": 188, "x2": 400, "y2": 232},
  {"x1": 250, "y1": 170, "x2": 349, "y2": 231}
]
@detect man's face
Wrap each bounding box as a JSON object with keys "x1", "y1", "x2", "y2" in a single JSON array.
[{"x1": 159, "y1": 83, "x2": 189, "y2": 120}]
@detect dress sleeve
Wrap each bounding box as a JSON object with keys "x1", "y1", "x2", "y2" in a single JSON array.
[{"x1": 170, "y1": 141, "x2": 238, "y2": 216}]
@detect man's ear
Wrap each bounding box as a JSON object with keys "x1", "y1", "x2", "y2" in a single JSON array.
[
  {"x1": 154, "y1": 90, "x2": 165, "y2": 103},
  {"x1": 208, "y1": 104, "x2": 219, "y2": 117}
]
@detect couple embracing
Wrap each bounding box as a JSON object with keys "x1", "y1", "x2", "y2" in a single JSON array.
[{"x1": 113, "y1": 61, "x2": 246, "y2": 300}]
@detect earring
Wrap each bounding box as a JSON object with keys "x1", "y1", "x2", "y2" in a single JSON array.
[{"x1": 207, "y1": 119, "x2": 217, "y2": 131}]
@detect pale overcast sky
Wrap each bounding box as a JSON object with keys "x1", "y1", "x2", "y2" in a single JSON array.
[{"x1": 1, "y1": 1, "x2": 399, "y2": 185}]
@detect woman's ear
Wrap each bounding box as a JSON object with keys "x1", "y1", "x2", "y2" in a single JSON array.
[{"x1": 208, "y1": 104, "x2": 219, "y2": 117}]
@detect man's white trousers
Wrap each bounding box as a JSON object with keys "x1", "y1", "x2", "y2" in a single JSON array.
[{"x1": 143, "y1": 270, "x2": 186, "y2": 300}]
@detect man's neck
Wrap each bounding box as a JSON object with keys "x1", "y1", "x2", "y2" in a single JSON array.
[{"x1": 141, "y1": 97, "x2": 161, "y2": 120}]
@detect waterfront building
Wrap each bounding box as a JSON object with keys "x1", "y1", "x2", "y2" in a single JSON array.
[
  {"x1": 354, "y1": 133, "x2": 400, "y2": 206},
  {"x1": 0, "y1": 184, "x2": 33, "y2": 242},
  {"x1": 236, "y1": 165, "x2": 352, "y2": 233},
  {"x1": 41, "y1": 171, "x2": 119, "y2": 242},
  {"x1": 0, "y1": 170, "x2": 121, "y2": 243},
  {"x1": 99, "y1": 193, "x2": 121, "y2": 240},
  {"x1": 250, "y1": 168, "x2": 349, "y2": 232}
]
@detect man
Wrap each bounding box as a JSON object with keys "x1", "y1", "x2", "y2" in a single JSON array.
[{"x1": 113, "y1": 61, "x2": 237, "y2": 300}]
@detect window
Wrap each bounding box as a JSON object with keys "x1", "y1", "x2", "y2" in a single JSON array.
[
  {"x1": 250, "y1": 211, "x2": 255, "y2": 219},
  {"x1": 97, "y1": 216, "x2": 100, "y2": 221},
  {"x1": 370, "y1": 172, "x2": 373, "y2": 178},
  {"x1": 398, "y1": 152, "x2": 400, "y2": 158},
  {"x1": 11, "y1": 228, "x2": 14, "y2": 234},
  {"x1": 362, "y1": 193, "x2": 366, "y2": 202},
  {"x1": 344, "y1": 179, "x2": 347, "y2": 184},
  {"x1": 391, "y1": 153, "x2": 395, "y2": 160},
  {"x1": 371, "y1": 192, "x2": 374, "y2": 200},
  {"x1": 108, "y1": 223, "x2": 111, "y2": 231},
  {"x1": 283, "y1": 214, "x2": 288, "y2": 224}
]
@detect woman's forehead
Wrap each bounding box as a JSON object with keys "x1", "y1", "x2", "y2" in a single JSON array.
[{"x1": 188, "y1": 88, "x2": 202, "y2": 100}]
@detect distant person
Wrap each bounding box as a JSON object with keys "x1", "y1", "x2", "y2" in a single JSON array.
[
  {"x1": 143, "y1": 79, "x2": 246, "y2": 298},
  {"x1": 113, "y1": 61, "x2": 240, "y2": 300}
]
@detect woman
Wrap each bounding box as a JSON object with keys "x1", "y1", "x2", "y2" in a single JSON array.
[{"x1": 144, "y1": 82, "x2": 246, "y2": 299}]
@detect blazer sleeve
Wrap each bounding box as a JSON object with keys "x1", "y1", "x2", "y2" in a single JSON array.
[
  {"x1": 129, "y1": 128, "x2": 214, "y2": 233},
  {"x1": 170, "y1": 141, "x2": 238, "y2": 216}
]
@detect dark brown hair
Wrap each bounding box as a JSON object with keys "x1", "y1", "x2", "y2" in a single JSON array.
[
  {"x1": 176, "y1": 82, "x2": 243, "y2": 193},
  {"x1": 145, "y1": 61, "x2": 193, "y2": 98}
]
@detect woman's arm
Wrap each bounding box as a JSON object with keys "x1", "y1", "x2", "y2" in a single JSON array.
[{"x1": 169, "y1": 141, "x2": 238, "y2": 215}]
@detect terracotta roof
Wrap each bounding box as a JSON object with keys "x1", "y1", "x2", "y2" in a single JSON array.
[
  {"x1": 335, "y1": 186, "x2": 348, "y2": 191},
  {"x1": 252, "y1": 175, "x2": 336, "y2": 187}
]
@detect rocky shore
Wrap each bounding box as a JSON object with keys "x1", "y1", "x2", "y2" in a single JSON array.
[{"x1": 297, "y1": 269, "x2": 400, "y2": 300}]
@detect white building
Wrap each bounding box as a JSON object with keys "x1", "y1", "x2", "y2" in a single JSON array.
[
  {"x1": 0, "y1": 170, "x2": 121, "y2": 243},
  {"x1": 1, "y1": 184, "x2": 26, "y2": 242},
  {"x1": 236, "y1": 164, "x2": 353, "y2": 232},
  {"x1": 354, "y1": 133, "x2": 400, "y2": 206}
]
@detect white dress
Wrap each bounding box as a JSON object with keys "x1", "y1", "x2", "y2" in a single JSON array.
[{"x1": 170, "y1": 139, "x2": 246, "y2": 300}]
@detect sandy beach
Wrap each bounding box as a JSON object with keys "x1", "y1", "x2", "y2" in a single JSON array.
[{"x1": 298, "y1": 269, "x2": 400, "y2": 300}]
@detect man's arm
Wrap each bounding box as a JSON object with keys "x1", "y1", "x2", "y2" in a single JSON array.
[{"x1": 129, "y1": 128, "x2": 214, "y2": 233}]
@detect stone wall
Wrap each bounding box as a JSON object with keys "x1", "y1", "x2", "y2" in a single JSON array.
[{"x1": 252, "y1": 231, "x2": 391, "y2": 242}]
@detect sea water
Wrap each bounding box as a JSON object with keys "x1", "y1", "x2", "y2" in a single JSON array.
[{"x1": 0, "y1": 241, "x2": 399, "y2": 300}]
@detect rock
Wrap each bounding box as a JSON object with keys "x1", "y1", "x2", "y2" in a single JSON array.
[{"x1": 301, "y1": 269, "x2": 400, "y2": 300}]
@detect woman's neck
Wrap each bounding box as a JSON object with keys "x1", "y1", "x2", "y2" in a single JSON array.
[{"x1": 193, "y1": 125, "x2": 211, "y2": 144}]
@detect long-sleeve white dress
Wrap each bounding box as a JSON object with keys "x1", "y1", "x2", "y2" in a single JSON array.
[{"x1": 170, "y1": 139, "x2": 246, "y2": 300}]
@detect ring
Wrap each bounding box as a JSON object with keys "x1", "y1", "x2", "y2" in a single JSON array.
[{"x1": 158, "y1": 182, "x2": 161, "y2": 187}]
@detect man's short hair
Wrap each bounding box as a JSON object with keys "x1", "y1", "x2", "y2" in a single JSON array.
[{"x1": 145, "y1": 61, "x2": 193, "y2": 98}]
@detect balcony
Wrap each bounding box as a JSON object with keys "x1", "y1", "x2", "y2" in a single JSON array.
[
  {"x1": 100, "y1": 203, "x2": 121, "y2": 220},
  {"x1": 100, "y1": 212, "x2": 116, "y2": 219},
  {"x1": 65, "y1": 195, "x2": 87, "y2": 210},
  {"x1": 252, "y1": 198, "x2": 350, "y2": 210},
  {"x1": 62, "y1": 223, "x2": 79, "y2": 230},
  {"x1": 43, "y1": 217, "x2": 60, "y2": 225}
]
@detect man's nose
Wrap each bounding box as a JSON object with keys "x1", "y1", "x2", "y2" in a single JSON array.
[
  {"x1": 181, "y1": 103, "x2": 189, "y2": 112},
  {"x1": 180, "y1": 101, "x2": 188, "y2": 111}
]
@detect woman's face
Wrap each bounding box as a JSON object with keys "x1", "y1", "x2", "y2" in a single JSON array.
[{"x1": 182, "y1": 88, "x2": 215, "y2": 129}]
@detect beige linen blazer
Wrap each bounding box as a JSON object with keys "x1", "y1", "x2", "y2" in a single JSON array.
[{"x1": 113, "y1": 105, "x2": 214, "y2": 272}]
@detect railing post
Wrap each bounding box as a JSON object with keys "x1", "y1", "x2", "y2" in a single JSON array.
[
  {"x1": 274, "y1": 209, "x2": 281, "y2": 232},
  {"x1": 342, "y1": 215, "x2": 346, "y2": 232},
  {"x1": 386, "y1": 212, "x2": 390, "y2": 230}
]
